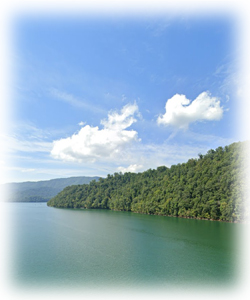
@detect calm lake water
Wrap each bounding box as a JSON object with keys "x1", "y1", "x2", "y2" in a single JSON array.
[{"x1": 8, "y1": 202, "x2": 239, "y2": 289}]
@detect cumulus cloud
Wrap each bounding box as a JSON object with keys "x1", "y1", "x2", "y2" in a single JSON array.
[
  {"x1": 51, "y1": 103, "x2": 140, "y2": 162},
  {"x1": 157, "y1": 91, "x2": 223, "y2": 129},
  {"x1": 101, "y1": 103, "x2": 138, "y2": 130},
  {"x1": 117, "y1": 164, "x2": 144, "y2": 174}
]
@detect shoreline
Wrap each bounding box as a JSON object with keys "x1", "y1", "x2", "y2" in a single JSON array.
[{"x1": 47, "y1": 204, "x2": 247, "y2": 223}]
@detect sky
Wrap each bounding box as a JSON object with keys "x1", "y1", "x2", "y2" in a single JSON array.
[{"x1": 2, "y1": 12, "x2": 242, "y2": 183}]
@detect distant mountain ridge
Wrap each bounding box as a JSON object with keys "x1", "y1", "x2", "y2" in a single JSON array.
[{"x1": 4, "y1": 176, "x2": 100, "y2": 202}]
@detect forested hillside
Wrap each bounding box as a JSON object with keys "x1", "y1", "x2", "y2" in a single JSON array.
[
  {"x1": 47, "y1": 142, "x2": 248, "y2": 222},
  {"x1": 4, "y1": 176, "x2": 100, "y2": 202}
]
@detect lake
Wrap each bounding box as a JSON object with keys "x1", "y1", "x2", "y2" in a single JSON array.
[{"x1": 8, "y1": 202, "x2": 239, "y2": 289}]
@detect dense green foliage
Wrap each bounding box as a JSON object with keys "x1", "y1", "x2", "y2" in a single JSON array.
[
  {"x1": 47, "y1": 142, "x2": 248, "y2": 222},
  {"x1": 4, "y1": 176, "x2": 100, "y2": 202}
]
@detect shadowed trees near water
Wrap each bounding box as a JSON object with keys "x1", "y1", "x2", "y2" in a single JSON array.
[{"x1": 47, "y1": 142, "x2": 248, "y2": 223}]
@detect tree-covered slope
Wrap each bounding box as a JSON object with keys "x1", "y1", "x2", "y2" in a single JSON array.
[
  {"x1": 4, "y1": 176, "x2": 100, "y2": 202},
  {"x1": 47, "y1": 142, "x2": 248, "y2": 222}
]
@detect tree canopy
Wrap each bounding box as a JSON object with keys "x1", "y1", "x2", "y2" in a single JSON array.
[{"x1": 47, "y1": 141, "x2": 248, "y2": 222}]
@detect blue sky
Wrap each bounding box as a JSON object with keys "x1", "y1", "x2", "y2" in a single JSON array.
[{"x1": 5, "y1": 14, "x2": 240, "y2": 183}]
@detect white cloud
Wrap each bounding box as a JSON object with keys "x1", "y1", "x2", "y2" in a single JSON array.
[
  {"x1": 101, "y1": 103, "x2": 139, "y2": 130},
  {"x1": 50, "y1": 88, "x2": 87, "y2": 108},
  {"x1": 21, "y1": 168, "x2": 36, "y2": 173},
  {"x1": 1, "y1": 133, "x2": 52, "y2": 153},
  {"x1": 117, "y1": 164, "x2": 144, "y2": 174},
  {"x1": 157, "y1": 91, "x2": 223, "y2": 129},
  {"x1": 50, "y1": 88, "x2": 105, "y2": 113},
  {"x1": 51, "y1": 103, "x2": 140, "y2": 163}
]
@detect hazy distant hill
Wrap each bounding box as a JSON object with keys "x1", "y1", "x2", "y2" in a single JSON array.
[{"x1": 3, "y1": 176, "x2": 100, "y2": 202}]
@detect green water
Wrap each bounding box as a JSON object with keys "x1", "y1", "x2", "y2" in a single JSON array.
[{"x1": 9, "y1": 202, "x2": 238, "y2": 288}]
